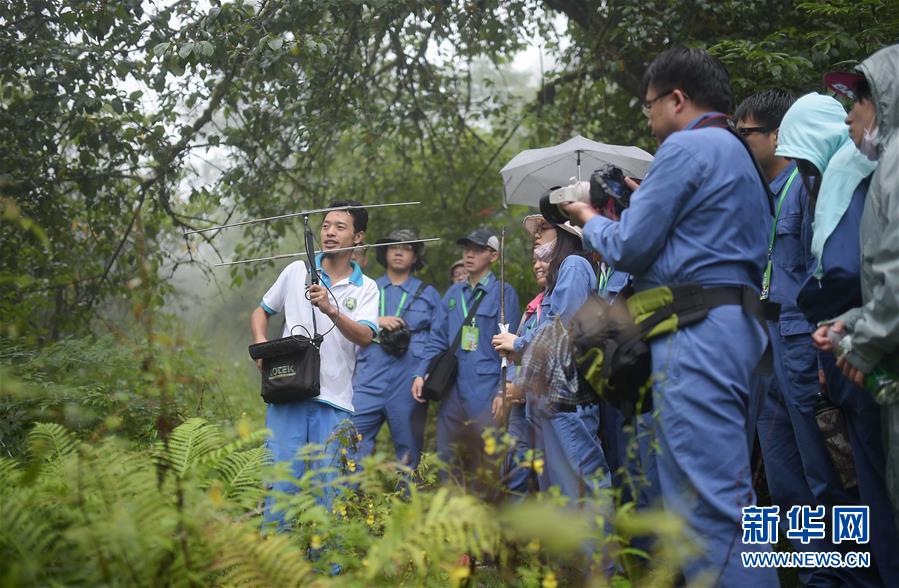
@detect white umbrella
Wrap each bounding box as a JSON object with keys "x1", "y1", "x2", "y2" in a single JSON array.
[{"x1": 500, "y1": 135, "x2": 654, "y2": 207}]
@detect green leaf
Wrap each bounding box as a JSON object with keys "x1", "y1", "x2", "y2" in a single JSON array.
[
  {"x1": 152, "y1": 42, "x2": 170, "y2": 57},
  {"x1": 178, "y1": 42, "x2": 194, "y2": 59}
]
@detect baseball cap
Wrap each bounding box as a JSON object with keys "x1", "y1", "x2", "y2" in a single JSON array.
[
  {"x1": 823, "y1": 70, "x2": 867, "y2": 101},
  {"x1": 457, "y1": 228, "x2": 500, "y2": 251}
]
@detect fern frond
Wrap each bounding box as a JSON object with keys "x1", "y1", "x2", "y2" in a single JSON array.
[
  {"x1": 364, "y1": 487, "x2": 501, "y2": 580},
  {"x1": 216, "y1": 447, "x2": 267, "y2": 506},
  {"x1": 156, "y1": 418, "x2": 224, "y2": 476},
  {"x1": 27, "y1": 422, "x2": 77, "y2": 463},
  {"x1": 208, "y1": 519, "x2": 315, "y2": 587}
]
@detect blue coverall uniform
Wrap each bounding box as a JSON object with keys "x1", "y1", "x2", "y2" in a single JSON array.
[
  {"x1": 582, "y1": 113, "x2": 779, "y2": 586},
  {"x1": 596, "y1": 267, "x2": 661, "y2": 511},
  {"x1": 799, "y1": 176, "x2": 899, "y2": 586},
  {"x1": 506, "y1": 296, "x2": 546, "y2": 497},
  {"x1": 524, "y1": 255, "x2": 610, "y2": 499},
  {"x1": 352, "y1": 274, "x2": 441, "y2": 468},
  {"x1": 756, "y1": 163, "x2": 875, "y2": 587},
  {"x1": 417, "y1": 272, "x2": 520, "y2": 486}
]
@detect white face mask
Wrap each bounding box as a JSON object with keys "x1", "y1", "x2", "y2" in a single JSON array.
[
  {"x1": 533, "y1": 239, "x2": 556, "y2": 262},
  {"x1": 860, "y1": 121, "x2": 879, "y2": 161}
]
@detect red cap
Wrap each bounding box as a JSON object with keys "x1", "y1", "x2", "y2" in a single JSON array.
[{"x1": 823, "y1": 71, "x2": 866, "y2": 101}]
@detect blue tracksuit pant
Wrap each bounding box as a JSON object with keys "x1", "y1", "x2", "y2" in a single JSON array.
[{"x1": 263, "y1": 401, "x2": 350, "y2": 529}]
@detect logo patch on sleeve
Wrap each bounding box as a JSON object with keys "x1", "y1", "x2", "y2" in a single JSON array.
[
  {"x1": 448, "y1": 299, "x2": 456, "y2": 310},
  {"x1": 344, "y1": 297, "x2": 357, "y2": 311}
]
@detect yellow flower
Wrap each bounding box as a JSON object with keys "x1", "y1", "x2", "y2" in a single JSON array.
[
  {"x1": 366, "y1": 514, "x2": 375, "y2": 526},
  {"x1": 526, "y1": 539, "x2": 541, "y2": 553},
  {"x1": 335, "y1": 503, "x2": 347, "y2": 517},
  {"x1": 310, "y1": 534, "x2": 322, "y2": 550},
  {"x1": 346, "y1": 459, "x2": 356, "y2": 472},
  {"x1": 449, "y1": 566, "x2": 470, "y2": 584},
  {"x1": 484, "y1": 436, "x2": 497, "y2": 456},
  {"x1": 532, "y1": 458, "x2": 545, "y2": 476},
  {"x1": 208, "y1": 484, "x2": 224, "y2": 507},
  {"x1": 542, "y1": 571, "x2": 558, "y2": 588},
  {"x1": 357, "y1": 433, "x2": 363, "y2": 442},
  {"x1": 341, "y1": 447, "x2": 347, "y2": 455},
  {"x1": 236, "y1": 418, "x2": 252, "y2": 440}
]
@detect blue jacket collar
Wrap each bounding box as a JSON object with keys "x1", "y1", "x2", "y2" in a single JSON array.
[
  {"x1": 463, "y1": 271, "x2": 493, "y2": 292},
  {"x1": 685, "y1": 111, "x2": 727, "y2": 130},
  {"x1": 376, "y1": 273, "x2": 417, "y2": 291},
  {"x1": 315, "y1": 253, "x2": 364, "y2": 287},
  {"x1": 770, "y1": 161, "x2": 798, "y2": 193}
]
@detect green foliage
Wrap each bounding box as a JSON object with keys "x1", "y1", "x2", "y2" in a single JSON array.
[
  {"x1": 0, "y1": 406, "x2": 696, "y2": 587},
  {"x1": 0, "y1": 331, "x2": 260, "y2": 458}
]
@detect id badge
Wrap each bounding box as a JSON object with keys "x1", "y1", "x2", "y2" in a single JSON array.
[{"x1": 461, "y1": 325, "x2": 479, "y2": 351}]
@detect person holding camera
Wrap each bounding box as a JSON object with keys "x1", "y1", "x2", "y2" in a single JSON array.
[
  {"x1": 351, "y1": 229, "x2": 441, "y2": 469},
  {"x1": 560, "y1": 47, "x2": 777, "y2": 585},
  {"x1": 493, "y1": 210, "x2": 612, "y2": 507},
  {"x1": 411, "y1": 228, "x2": 520, "y2": 489}
]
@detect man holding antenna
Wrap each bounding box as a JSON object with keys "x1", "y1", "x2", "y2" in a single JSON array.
[{"x1": 250, "y1": 199, "x2": 379, "y2": 528}]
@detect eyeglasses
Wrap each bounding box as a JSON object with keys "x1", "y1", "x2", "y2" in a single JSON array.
[
  {"x1": 642, "y1": 90, "x2": 674, "y2": 117},
  {"x1": 533, "y1": 223, "x2": 555, "y2": 236},
  {"x1": 737, "y1": 126, "x2": 775, "y2": 136}
]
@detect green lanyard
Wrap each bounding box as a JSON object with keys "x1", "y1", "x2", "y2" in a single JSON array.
[
  {"x1": 598, "y1": 266, "x2": 613, "y2": 297},
  {"x1": 459, "y1": 289, "x2": 483, "y2": 327},
  {"x1": 379, "y1": 288, "x2": 408, "y2": 317},
  {"x1": 761, "y1": 167, "x2": 799, "y2": 301}
]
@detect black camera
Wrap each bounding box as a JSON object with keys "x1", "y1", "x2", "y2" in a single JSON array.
[
  {"x1": 589, "y1": 164, "x2": 634, "y2": 212},
  {"x1": 378, "y1": 325, "x2": 412, "y2": 357}
]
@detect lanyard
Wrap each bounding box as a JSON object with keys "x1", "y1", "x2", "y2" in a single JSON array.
[
  {"x1": 761, "y1": 167, "x2": 799, "y2": 300},
  {"x1": 379, "y1": 288, "x2": 408, "y2": 317},
  {"x1": 459, "y1": 289, "x2": 483, "y2": 326},
  {"x1": 598, "y1": 265, "x2": 613, "y2": 297}
]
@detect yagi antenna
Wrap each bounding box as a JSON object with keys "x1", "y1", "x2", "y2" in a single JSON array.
[
  {"x1": 215, "y1": 238, "x2": 441, "y2": 267},
  {"x1": 183, "y1": 201, "x2": 421, "y2": 236}
]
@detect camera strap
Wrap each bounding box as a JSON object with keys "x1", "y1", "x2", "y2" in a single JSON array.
[
  {"x1": 381, "y1": 281, "x2": 427, "y2": 318},
  {"x1": 400, "y1": 282, "x2": 428, "y2": 318}
]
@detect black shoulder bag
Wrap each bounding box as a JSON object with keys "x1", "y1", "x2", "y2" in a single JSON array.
[
  {"x1": 378, "y1": 282, "x2": 428, "y2": 357},
  {"x1": 248, "y1": 262, "x2": 324, "y2": 404},
  {"x1": 421, "y1": 290, "x2": 485, "y2": 402}
]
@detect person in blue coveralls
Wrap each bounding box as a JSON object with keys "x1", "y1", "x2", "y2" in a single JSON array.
[
  {"x1": 587, "y1": 173, "x2": 662, "y2": 515},
  {"x1": 352, "y1": 229, "x2": 441, "y2": 469},
  {"x1": 250, "y1": 200, "x2": 380, "y2": 529},
  {"x1": 778, "y1": 92, "x2": 899, "y2": 586},
  {"x1": 736, "y1": 90, "x2": 878, "y2": 588},
  {"x1": 561, "y1": 47, "x2": 778, "y2": 586},
  {"x1": 490, "y1": 215, "x2": 554, "y2": 496},
  {"x1": 493, "y1": 215, "x2": 607, "y2": 499},
  {"x1": 411, "y1": 228, "x2": 520, "y2": 489}
]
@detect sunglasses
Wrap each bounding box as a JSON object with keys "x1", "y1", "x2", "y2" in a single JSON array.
[{"x1": 737, "y1": 126, "x2": 775, "y2": 136}]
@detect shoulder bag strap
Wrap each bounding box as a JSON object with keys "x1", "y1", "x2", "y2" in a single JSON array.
[
  {"x1": 398, "y1": 281, "x2": 428, "y2": 319},
  {"x1": 449, "y1": 290, "x2": 486, "y2": 351}
]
